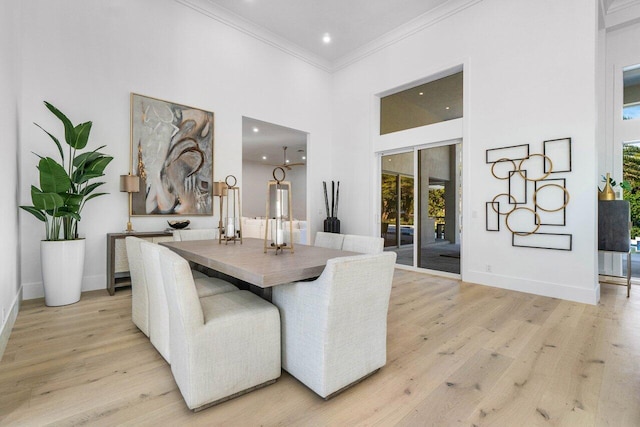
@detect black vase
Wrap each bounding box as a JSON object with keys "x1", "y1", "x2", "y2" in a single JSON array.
[{"x1": 323, "y1": 217, "x2": 341, "y2": 233}]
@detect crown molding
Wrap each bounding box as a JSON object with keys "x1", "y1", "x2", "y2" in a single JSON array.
[
  {"x1": 332, "y1": 0, "x2": 482, "y2": 71},
  {"x1": 174, "y1": 0, "x2": 333, "y2": 72},
  {"x1": 602, "y1": 0, "x2": 640, "y2": 30},
  {"x1": 606, "y1": 0, "x2": 640, "y2": 14},
  {"x1": 175, "y1": 0, "x2": 482, "y2": 73}
]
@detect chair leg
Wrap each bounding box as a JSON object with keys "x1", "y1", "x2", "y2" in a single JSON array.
[
  {"x1": 192, "y1": 379, "x2": 277, "y2": 412},
  {"x1": 323, "y1": 368, "x2": 380, "y2": 400}
]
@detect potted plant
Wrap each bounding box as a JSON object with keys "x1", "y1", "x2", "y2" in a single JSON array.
[{"x1": 20, "y1": 101, "x2": 113, "y2": 306}]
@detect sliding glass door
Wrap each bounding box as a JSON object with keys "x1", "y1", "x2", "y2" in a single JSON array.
[
  {"x1": 416, "y1": 143, "x2": 461, "y2": 274},
  {"x1": 381, "y1": 142, "x2": 461, "y2": 274},
  {"x1": 381, "y1": 153, "x2": 414, "y2": 266}
]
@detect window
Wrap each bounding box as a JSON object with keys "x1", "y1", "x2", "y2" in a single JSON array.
[
  {"x1": 380, "y1": 71, "x2": 463, "y2": 134},
  {"x1": 623, "y1": 65, "x2": 640, "y2": 120}
]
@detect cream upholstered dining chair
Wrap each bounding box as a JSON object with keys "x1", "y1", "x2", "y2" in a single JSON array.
[
  {"x1": 172, "y1": 228, "x2": 219, "y2": 279},
  {"x1": 314, "y1": 231, "x2": 344, "y2": 250},
  {"x1": 139, "y1": 240, "x2": 238, "y2": 363},
  {"x1": 159, "y1": 244, "x2": 281, "y2": 411},
  {"x1": 272, "y1": 251, "x2": 397, "y2": 399},
  {"x1": 125, "y1": 236, "x2": 152, "y2": 337},
  {"x1": 342, "y1": 234, "x2": 384, "y2": 254},
  {"x1": 173, "y1": 228, "x2": 219, "y2": 242},
  {"x1": 126, "y1": 236, "x2": 229, "y2": 336}
]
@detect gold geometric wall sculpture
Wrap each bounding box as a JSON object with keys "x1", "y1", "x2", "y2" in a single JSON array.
[{"x1": 485, "y1": 138, "x2": 572, "y2": 251}]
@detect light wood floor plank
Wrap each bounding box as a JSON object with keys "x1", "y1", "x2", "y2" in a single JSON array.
[{"x1": 1, "y1": 272, "x2": 638, "y2": 426}]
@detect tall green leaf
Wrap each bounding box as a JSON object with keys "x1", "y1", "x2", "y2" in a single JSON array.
[
  {"x1": 37, "y1": 157, "x2": 71, "y2": 194},
  {"x1": 34, "y1": 123, "x2": 64, "y2": 163},
  {"x1": 44, "y1": 101, "x2": 75, "y2": 149},
  {"x1": 81, "y1": 182, "x2": 105, "y2": 197},
  {"x1": 73, "y1": 156, "x2": 113, "y2": 184},
  {"x1": 19, "y1": 205, "x2": 47, "y2": 222},
  {"x1": 31, "y1": 186, "x2": 65, "y2": 211},
  {"x1": 72, "y1": 121, "x2": 92, "y2": 150}
]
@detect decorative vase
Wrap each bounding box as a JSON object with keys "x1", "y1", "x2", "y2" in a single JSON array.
[
  {"x1": 598, "y1": 172, "x2": 616, "y2": 201},
  {"x1": 41, "y1": 239, "x2": 85, "y2": 306}
]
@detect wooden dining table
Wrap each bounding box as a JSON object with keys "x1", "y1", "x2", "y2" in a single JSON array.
[{"x1": 160, "y1": 238, "x2": 357, "y2": 297}]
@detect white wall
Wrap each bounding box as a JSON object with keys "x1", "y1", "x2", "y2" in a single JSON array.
[
  {"x1": 242, "y1": 161, "x2": 307, "y2": 220},
  {"x1": 0, "y1": 0, "x2": 21, "y2": 358},
  {"x1": 331, "y1": 0, "x2": 600, "y2": 304},
  {"x1": 18, "y1": 0, "x2": 332, "y2": 298}
]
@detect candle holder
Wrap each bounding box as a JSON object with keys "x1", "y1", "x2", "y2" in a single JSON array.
[
  {"x1": 219, "y1": 175, "x2": 242, "y2": 245},
  {"x1": 264, "y1": 167, "x2": 294, "y2": 255}
]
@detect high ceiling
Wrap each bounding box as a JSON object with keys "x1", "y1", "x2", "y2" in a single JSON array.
[
  {"x1": 194, "y1": 0, "x2": 640, "y2": 162},
  {"x1": 200, "y1": 0, "x2": 454, "y2": 161},
  {"x1": 195, "y1": 0, "x2": 451, "y2": 67}
]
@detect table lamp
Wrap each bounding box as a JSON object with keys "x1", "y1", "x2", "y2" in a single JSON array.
[{"x1": 120, "y1": 173, "x2": 140, "y2": 232}]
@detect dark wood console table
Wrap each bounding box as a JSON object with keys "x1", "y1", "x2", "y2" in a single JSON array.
[{"x1": 106, "y1": 231, "x2": 174, "y2": 295}]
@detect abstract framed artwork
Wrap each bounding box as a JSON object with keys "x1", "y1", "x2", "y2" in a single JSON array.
[
  {"x1": 130, "y1": 93, "x2": 214, "y2": 216},
  {"x1": 485, "y1": 137, "x2": 572, "y2": 250}
]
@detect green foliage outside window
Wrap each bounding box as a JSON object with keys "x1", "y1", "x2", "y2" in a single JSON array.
[{"x1": 623, "y1": 144, "x2": 640, "y2": 238}]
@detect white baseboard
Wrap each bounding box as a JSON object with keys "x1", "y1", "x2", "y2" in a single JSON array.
[
  {"x1": 464, "y1": 270, "x2": 600, "y2": 305},
  {"x1": 22, "y1": 274, "x2": 107, "y2": 300},
  {"x1": 0, "y1": 286, "x2": 22, "y2": 363}
]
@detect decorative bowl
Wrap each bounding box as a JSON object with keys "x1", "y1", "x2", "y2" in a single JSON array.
[{"x1": 167, "y1": 220, "x2": 190, "y2": 229}]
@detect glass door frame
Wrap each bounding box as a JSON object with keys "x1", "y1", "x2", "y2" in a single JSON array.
[
  {"x1": 381, "y1": 171, "x2": 415, "y2": 250},
  {"x1": 377, "y1": 138, "x2": 462, "y2": 278}
]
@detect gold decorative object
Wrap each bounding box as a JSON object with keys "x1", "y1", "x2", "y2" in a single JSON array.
[
  {"x1": 490, "y1": 193, "x2": 518, "y2": 215},
  {"x1": 533, "y1": 183, "x2": 570, "y2": 212},
  {"x1": 485, "y1": 138, "x2": 573, "y2": 250},
  {"x1": 598, "y1": 172, "x2": 616, "y2": 201},
  {"x1": 264, "y1": 167, "x2": 294, "y2": 255},
  {"x1": 517, "y1": 153, "x2": 553, "y2": 181},
  {"x1": 490, "y1": 158, "x2": 517, "y2": 180},
  {"x1": 218, "y1": 175, "x2": 242, "y2": 244},
  {"x1": 505, "y1": 207, "x2": 541, "y2": 236}
]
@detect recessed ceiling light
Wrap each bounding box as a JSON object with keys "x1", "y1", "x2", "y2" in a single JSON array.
[
  {"x1": 302, "y1": 156, "x2": 306, "y2": 160},
  {"x1": 419, "y1": 92, "x2": 424, "y2": 96},
  {"x1": 262, "y1": 155, "x2": 267, "y2": 160},
  {"x1": 322, "y1": 33, "x2": 331, "y2": 44},
  {"x1": 285, "y1": 159, "x2": 290, "y2": 163},
  {"x1": 253, "y1": 127, "x2": 259, "y2": 133},
  {"x1": 445, "y1": 106, "x2": 450, "y2": 110}
]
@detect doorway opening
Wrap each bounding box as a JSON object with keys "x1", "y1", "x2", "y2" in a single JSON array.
[{"x1": 381, "y1": 141, "x2": 461, "y2": 274}]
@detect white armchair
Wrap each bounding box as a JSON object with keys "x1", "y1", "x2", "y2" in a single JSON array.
[
  {"x1": 342, "y1": 234, "x2": 384, "y2": 254},
  {"x1": 139, "y1": 241, "x2": 238, "y2": 363},
  {"x1": 159, "y1": 246, "x2": 281, "y2": 411},
  {"x1": 272, "y1": 251, "x2": 397, "y2": 399},
  {"x1": 314, "y1": 231, "x2": 344, "y2": 250}
]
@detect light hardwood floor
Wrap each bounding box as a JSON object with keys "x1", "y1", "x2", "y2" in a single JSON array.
[{"x1": 1, "y1": 271, "x2": 639, "y2": 426}]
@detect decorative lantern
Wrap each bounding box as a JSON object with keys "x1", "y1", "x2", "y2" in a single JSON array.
[
  {"x1": 219, "y1": 175, "x2": 242, "y2": 244},
  {"x1": 264, "y1": 167, "x2": 294, "y2": 254}
]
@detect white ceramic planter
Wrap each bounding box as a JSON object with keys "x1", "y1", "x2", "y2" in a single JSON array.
[{"x1": 41, "y1": 239, "x2": 85, "y2": 306}]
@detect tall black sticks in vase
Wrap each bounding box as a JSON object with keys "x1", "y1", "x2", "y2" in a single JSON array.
[{"x1": 323, "y1": 181, "x2": 340, "y2": 233}]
